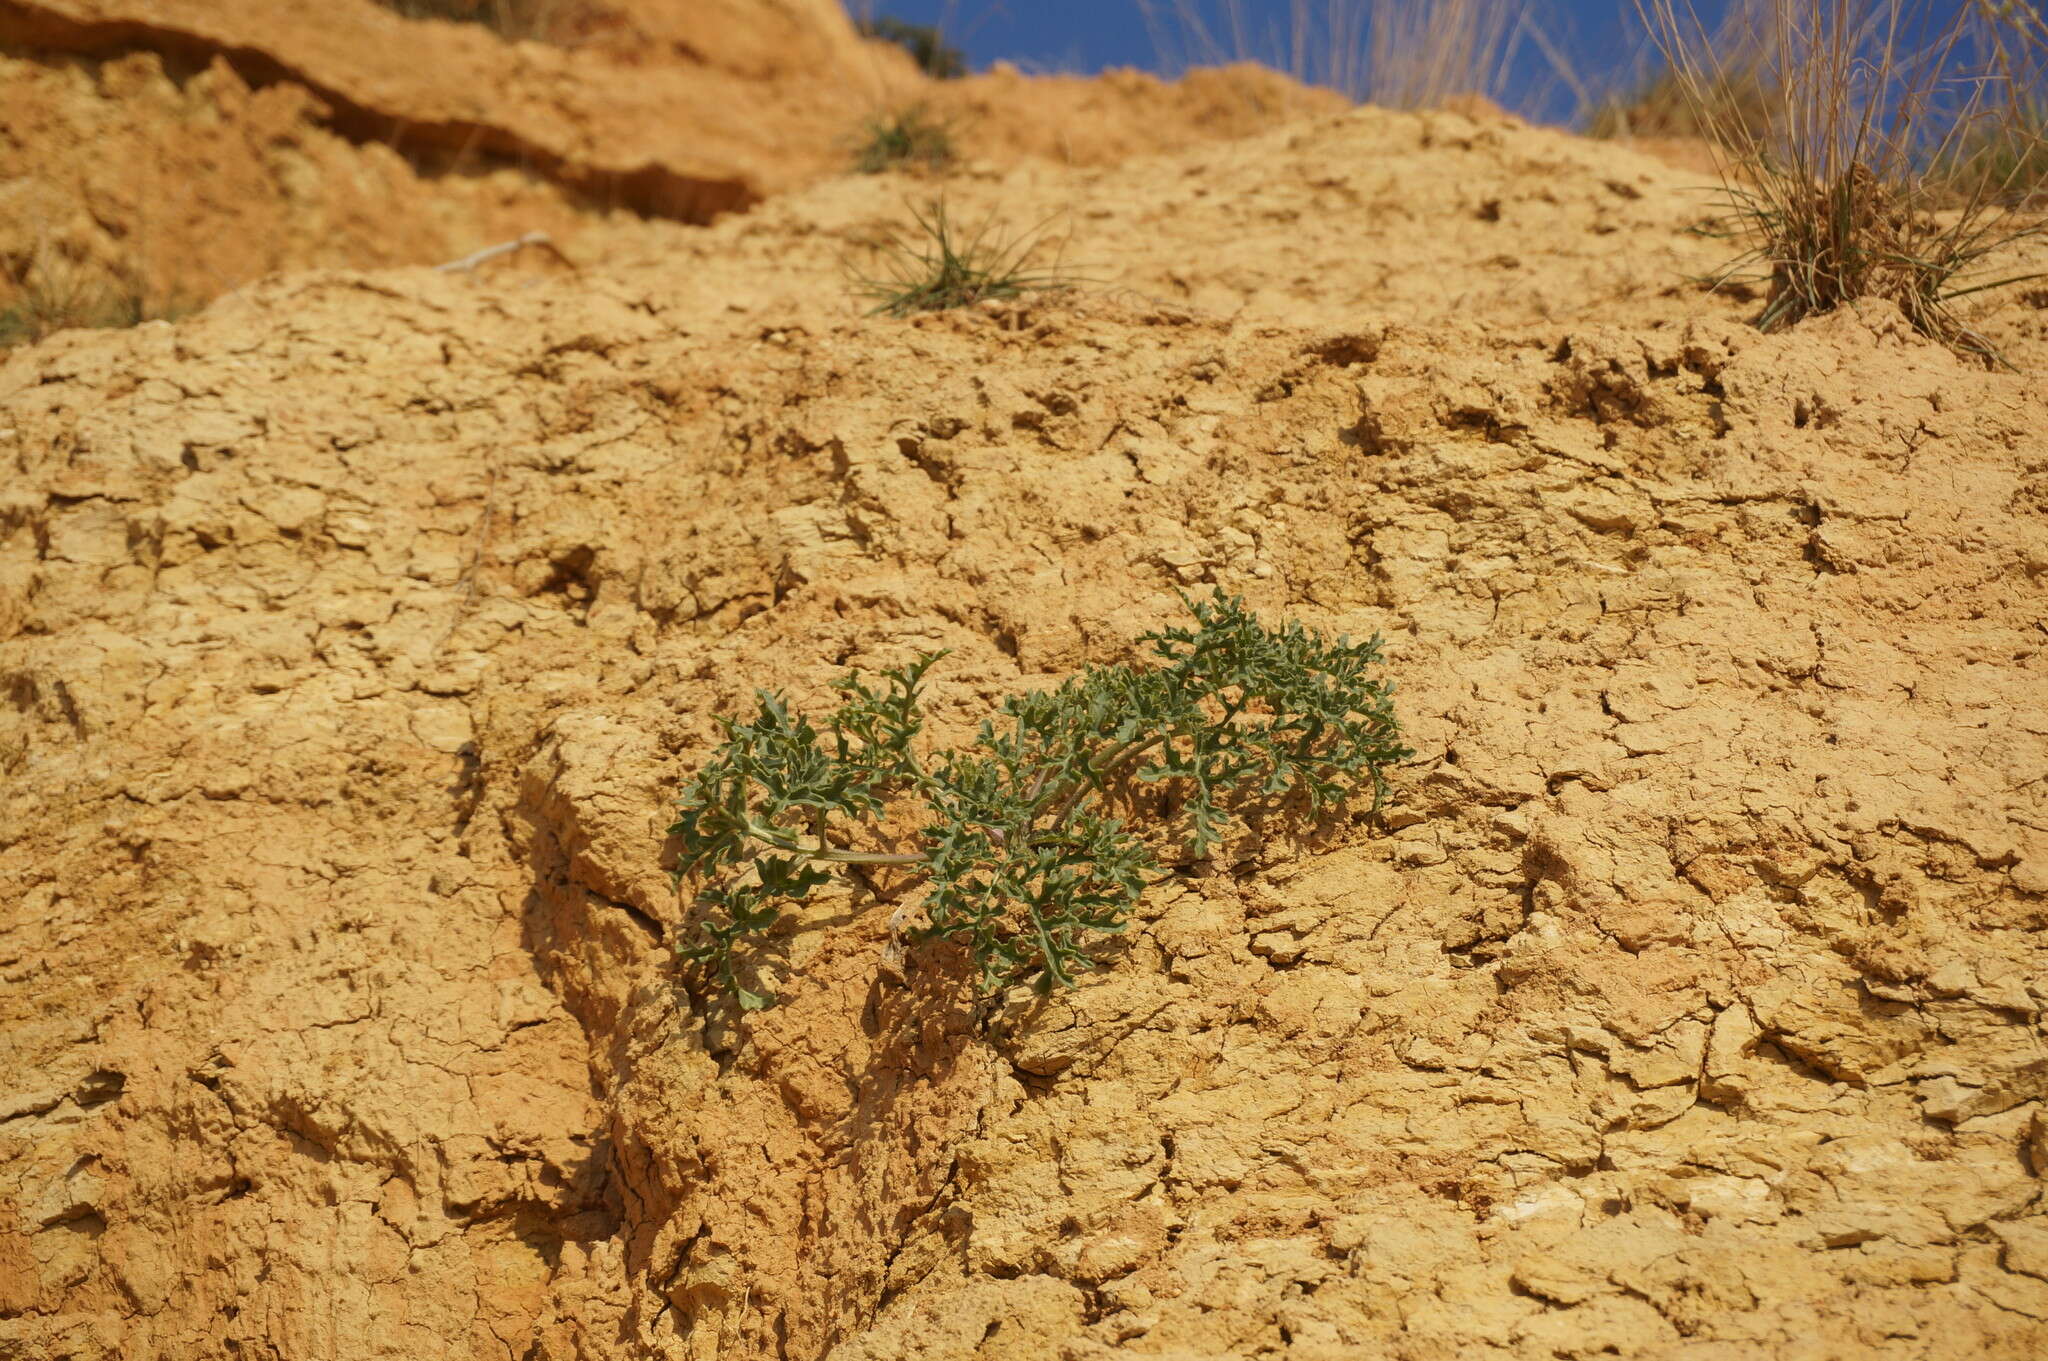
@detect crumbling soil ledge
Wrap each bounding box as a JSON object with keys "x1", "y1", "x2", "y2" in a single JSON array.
[{"x1": 0, "y1": 0, "x2": 761, "y2": 219}]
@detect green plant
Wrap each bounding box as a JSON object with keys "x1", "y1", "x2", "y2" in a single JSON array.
[
  {"x1": 859, "y1": 16, "x2": 968, "y2": 79},
  {"x1": 1647, "y1": 0, "x2": 2048, "y2": 363},
  {"x1": 853, "y1": 104, "x2": 956, "y2": 174},
  {"x1": 669, "y1": 592, "x2": 1411, "y2": 1009},
  {"x1": 849, "y1": 199, "x2": 1075, "y2": 316}
]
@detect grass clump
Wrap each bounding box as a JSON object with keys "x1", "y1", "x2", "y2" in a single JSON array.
[
  {"x1": 1945, "y1": 0, "x2": 2048, "y2": 205},
  {"x1": 1137, "y1": 0, "x2": 1529, "y2": 110},
  {"x1": 0, "y1": 254, "x2": 174, "y2": 349},
  {"x1": 858, "y1": 16, "x2": 968, "y2": 79},
  {"x1": 1943, "y1": 91, "x2": 2048, "y2": 202},
  {"x1": 1589, "y1": 58, "x2": 1778, "y2": 142},
  {"x1": 1590, "y1": 1, "x2": 1781, "y2": 141},
  {"x1": 849, "y1": 200, "x2": 1074, "y2": 317},
  {"x1": 377, "y1": 0, "x2": 590, "y2": 43},
  {"x1": 1648, "y1": 0, "x2": 2048, "y2": 363},
  {"x1": 669, "y1": 592, "x2": 1412, "y2": 1010},
  {"x1": 853, "y1": 104, "x2": 956, "y2": 174}
]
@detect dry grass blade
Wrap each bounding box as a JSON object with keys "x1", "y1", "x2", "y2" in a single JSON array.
[
  {"x1": 1945, "y1": 2, "x2": 2048, "y2": 203},
  {"x1": 1646, "y1": 0, "x2": 2048, "y2": 365},
  {"x1": 1365, "y1": 0, "x2": 1516, "y2": 108},
  {"x1": 1943, "y1": 90, "x2": 2048, "y2": 202},
  {"x1": 849, "y1": 201, "x2": 1078, "y2": 317},
  {"x1": 1135, "y1": 0, "x2": 1521, "y2": 109},
  {"x1": 1591, "y1": 0, "x2": 1781, "y2": 140}
]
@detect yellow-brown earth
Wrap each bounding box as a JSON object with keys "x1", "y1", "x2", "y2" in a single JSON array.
[
  {"x1": 3, "y1": 5, "x2": 2047, "y2": 1361},
  {"x1": 0, "y1": 0, "x2": 1340, "y2": 321}
]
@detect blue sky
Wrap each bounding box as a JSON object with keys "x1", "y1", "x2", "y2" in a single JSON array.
[
  {"x1": 847, "y1": 3, "x2": 2037, "y2": 126},
  {"x1": 845, "y1": 1, "x2": 1721, "y2": 123}
]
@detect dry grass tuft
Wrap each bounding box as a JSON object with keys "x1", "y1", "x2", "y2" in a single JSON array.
[
  {"x1": 1944, "y1": 2, "x2": 2048, "y2": 202},
  {"x1": 1943, "y1": 90, "x2": 2048, "y2": 201},
  {"x1": 1649, "y1": 0, "x2": 2048, "y2": 364},
  {"x1": 1588, "y1": 67, "x2": 1775, "y2": 141},
  {"x1": 849, "y1": 201, "x2": 1076, "y2": 317},
  {"x1": 1136, "y1": 0, "x2": 1522, "y2": 109},
  {"x1": 0, "y1": 251, "x2": 175, "y2": 349},
  {"x1": 1590, "y1": 3, "x2": 1781, "y2": 141}
]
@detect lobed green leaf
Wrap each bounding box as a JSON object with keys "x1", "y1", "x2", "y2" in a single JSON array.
[{"x1": 667, "y1": 593, "x2": 1411, "y2": 1010}]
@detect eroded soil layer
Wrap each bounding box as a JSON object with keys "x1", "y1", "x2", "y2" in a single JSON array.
[
  {"x1": 3, "y1": 105, "x2": 2046, "y2": 1360},
  {"x1": 0, "y1": 0, "x2": 1343, "y2": 325}
]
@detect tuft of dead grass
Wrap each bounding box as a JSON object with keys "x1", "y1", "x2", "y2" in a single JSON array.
[
  {"x1": 1587, "y1": 68, "x2": 1759, "y2": 141},
  {"x1": 1648, "y1": 0, "x2": 2048, "y2": 364},
  {"x1": 1590, "y1": 2, "x2": 1781, "y2": 141},
  {"x1": 1136, "y1": 0, "x2": 1523, "y2": 109},
  {"x1": 848, "y1": 200, "x2": 1077, "y2": 317},
  {"x1": 0, "y1": 251, "x2": 179, "y2": 349},
  {"x1": 1945, "y1": 1, "x2": 2048, "y2": 202},
  {"x1": 1943, "y1": 91, "x2": 2048, "y2": 202}
]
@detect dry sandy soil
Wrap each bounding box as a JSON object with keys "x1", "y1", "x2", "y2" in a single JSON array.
[
  {"x1": 0, "y1": 0, "x2": 1339, "y2": 321},
  {"x1": 4, "y1": 6, "x2": 2048, "y2": 1361}
]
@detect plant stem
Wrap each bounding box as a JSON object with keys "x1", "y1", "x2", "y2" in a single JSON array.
[
  {"x1": 744, "y1": 818, "x2": 925, "y2": 868},
  {"x1": 1045, "y1": 730, "x2": 1170, "y2": 827}
]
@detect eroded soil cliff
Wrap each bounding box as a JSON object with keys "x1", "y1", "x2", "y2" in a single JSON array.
[
  {"x1": 3, "y1": 96, "x2": 2046, "y2": 1361},
  {"x1": 0, "y1": 0, "x2": 1341, "y2": 329}
]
